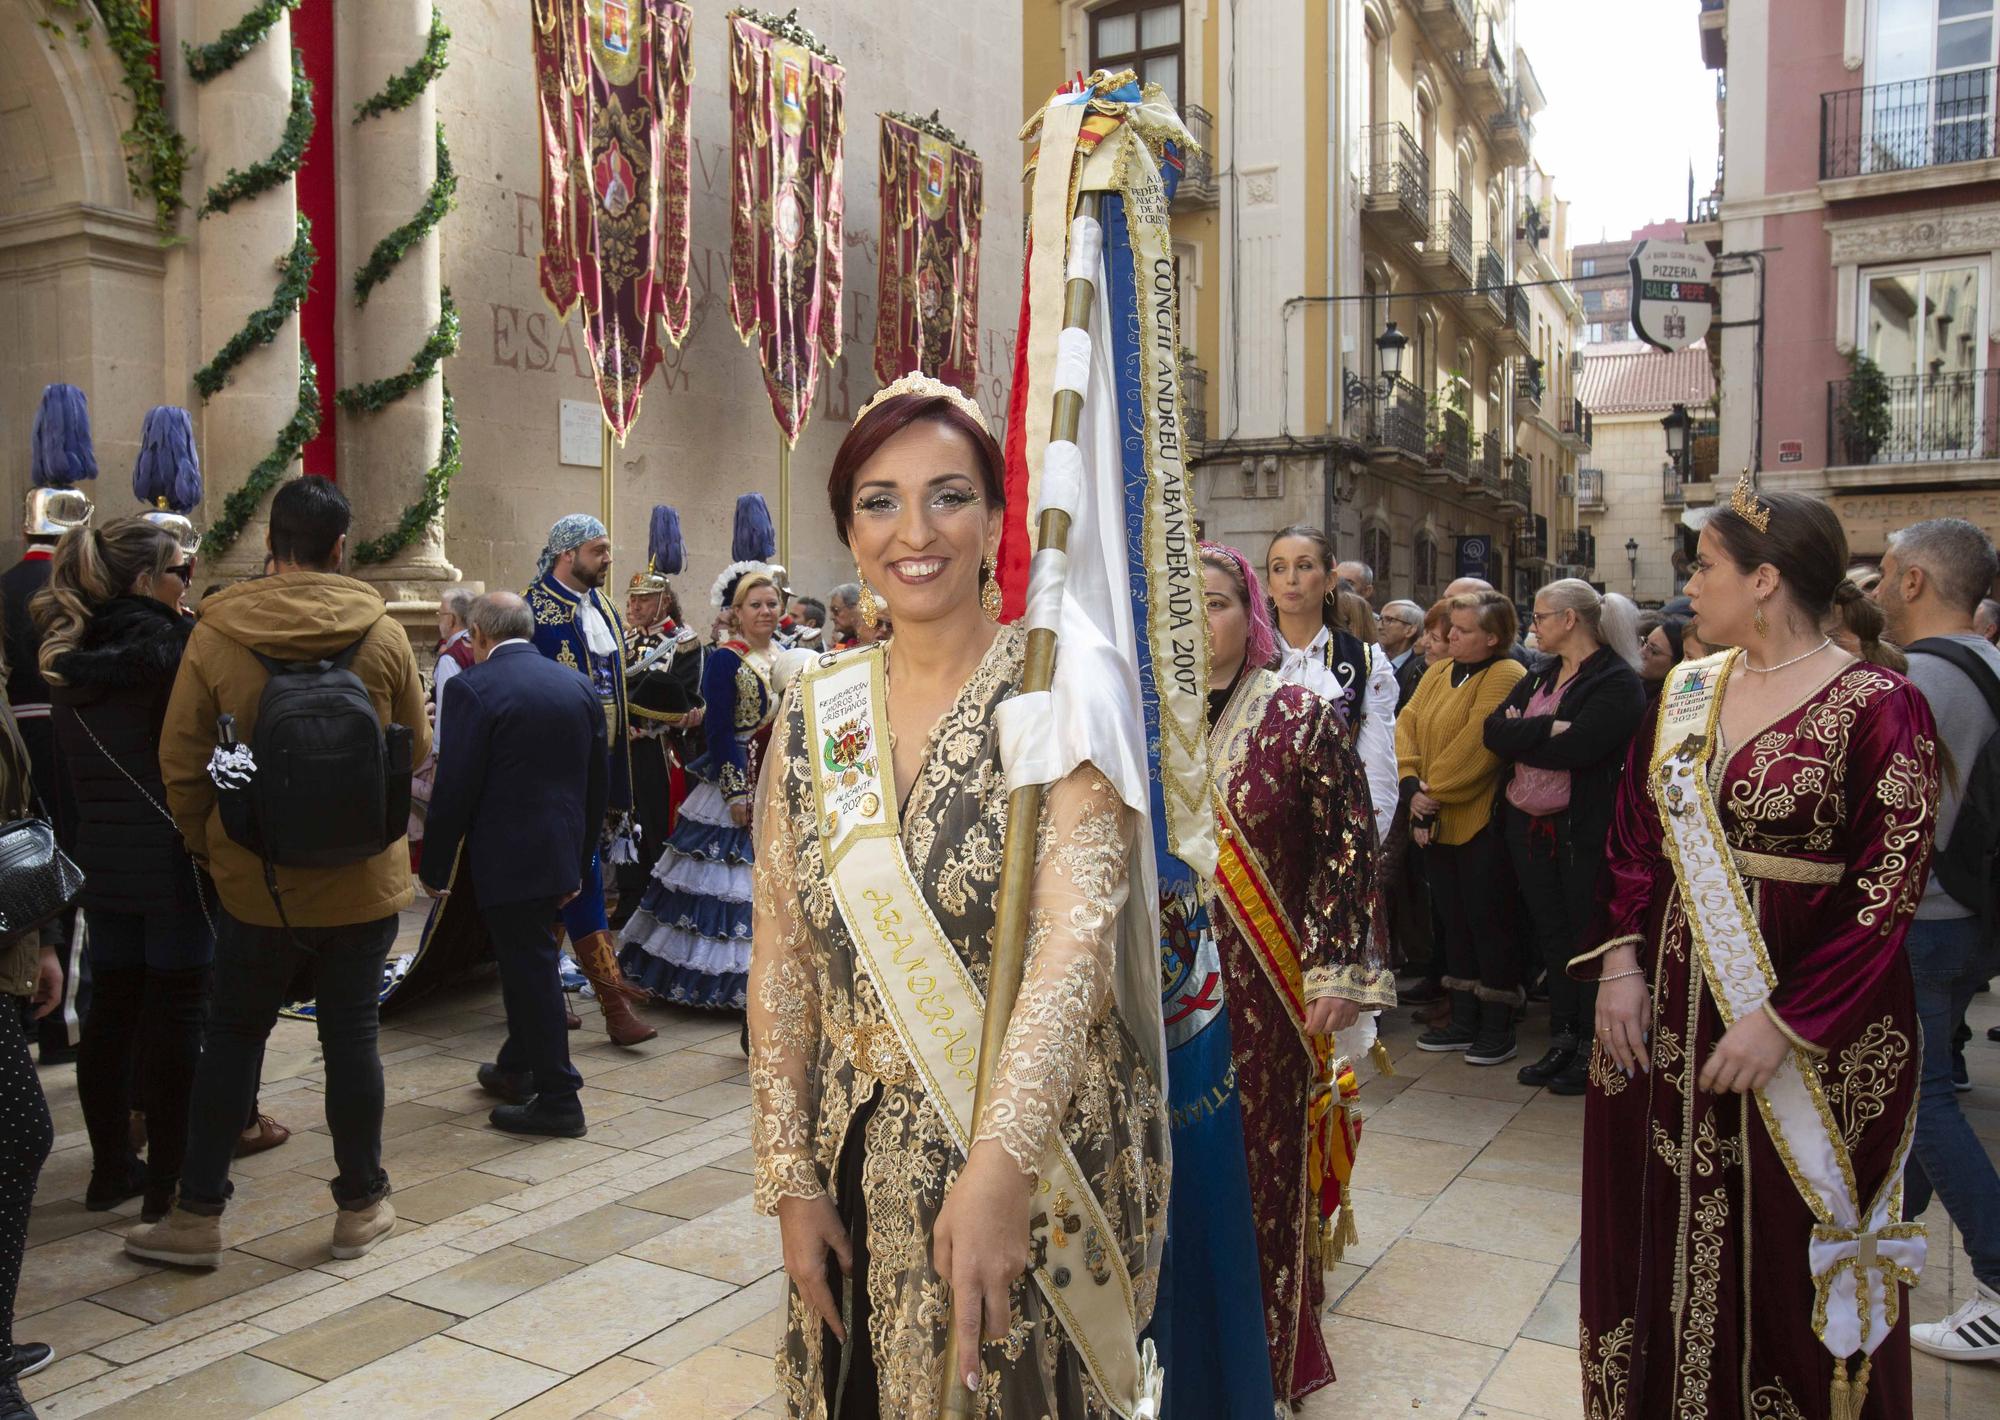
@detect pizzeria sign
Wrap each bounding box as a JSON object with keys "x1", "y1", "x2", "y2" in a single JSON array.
[{"x1": 1629, "y1": 240, "x2": 1715, "y2": 352}]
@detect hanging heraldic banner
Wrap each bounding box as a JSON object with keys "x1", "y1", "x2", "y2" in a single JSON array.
[
  {"x1": 1628, "y1": 239, "x2": 1715, "y2": 353},
  {"x1": 876, "y1": 113, "x2": 983, "y2": 393},
  {"x1": 532, "y1": 0, "x2": 696, "y2": 439},
  {"x1": 727, "y1": 9, "x2": 846, "y2": 447}
]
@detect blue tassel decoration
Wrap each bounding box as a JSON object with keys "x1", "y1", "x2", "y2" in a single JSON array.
[
  {"x1": 649, "y1": 505, "x2": 685, "y2": 575},
  {"x1": 132, "y1": 407, "x2": 204, "y2": 514},
  {"x1": 731, "y1": 493, "x2": 775, "y2": 563},
  {"x1": 31, "y1": 383, "x2": 97, "y2": 488}
]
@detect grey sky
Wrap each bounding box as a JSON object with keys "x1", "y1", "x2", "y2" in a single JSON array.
[{"x1": 1517, "y1": 0, "x2": 1722, "y2": 245}]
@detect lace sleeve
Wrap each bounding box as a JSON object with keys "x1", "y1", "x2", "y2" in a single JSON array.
[
  {"x1": 972, "y1": 764, "x2": 1133, "y2": 1175},
  {"x1": 748, "y1": 697, "x2": 824, "y2": 1212}
]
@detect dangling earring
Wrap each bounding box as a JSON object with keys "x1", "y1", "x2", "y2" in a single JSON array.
[
  {"x1": 1753, "y1": 598, "x2": 1769, "y2": 637},
  {"x1": 981, "y1": 554, "x2": 1001, "y2": 620},
  {"x1": 857, "y1": 574, "x2": 881, "y2": 629}
]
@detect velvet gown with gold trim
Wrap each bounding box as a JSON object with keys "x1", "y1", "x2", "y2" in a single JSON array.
[
  {"x1": 748, "y1": 627, "x2": 1170, "y2": 1419},
  {"x1": 1207, "y1": 667, "x2": 1392, "y2": 1403},
  {"x1": 1572, "y1": 660, "x2": 1939, "y2": 1420}
]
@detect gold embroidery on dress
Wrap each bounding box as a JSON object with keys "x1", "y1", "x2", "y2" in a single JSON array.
[
  {"x1": 1581, "y1": 1316, "x2": 1634, "y2": 1420},
  {"x1": 1748, "y1": 1379, "x2": 1809, "y2": 1420},
  {"x1": 1818, "y1": 1016, "x2": 1912, "y2": 1155},
  {"x1": 1855, "y1": 743, "x2": 1933, "y2": 933},
  {"x1": 1676, "y1": 1189, "x2": 1726, "y2": 1419}
]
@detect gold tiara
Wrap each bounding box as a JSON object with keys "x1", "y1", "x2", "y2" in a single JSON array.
[
  {"x1": 854, "y1": 371, "x2": 989, "y2": 433},
  {"x1": 1729, "y1": 469, "x2": 1770, "y2": 534}
]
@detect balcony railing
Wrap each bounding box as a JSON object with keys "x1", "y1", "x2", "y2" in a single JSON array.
[
  {"x1": 1178, "y1": 103, "x2": 1218, "y2": 205},
  {"x1": 1509, "y1": 284, "x2": 1532, "y2": 344},
  {"x1": 1826, "y1": 367, "x2": 2000, "y2": 465},
  {"x1": 1577, "y1": 467, "x2": 1605, "y2": 508},
  {"x1": 1364, "y1": 375, "x2": 1428, "y2": 463},
  {"x1": 1515, "y1": 514, "x2": 1548, "y2": 562},
  {"x1": 1473, "y1": 433, "x2": 1503, "y2": 496},
  {"x1": 1820, "y1": 67, "x2": 1998, "y2": 180},
  {"x1": 1364, "y1": 122, "x2": 1429, "y2": 235},
  {"x1": 1437, "y1": 409, "x2": 1472, "y2": 480},
  {"x1": 1418, "y1": 0, "x2": 1476, "y2": 51},
  {"x1": 1561, "y1": 528, "x2": 1596, "y2": 569},
  {"x1": 1456, "y1": 21, "x2": 1508, "y2": 107},
  {"x1": 1515, "y1": 356, "x2": 1545, "y2": 407},
  {"x1": 1560, "y1": 398, "x2": 1593, "y2": 447},
  {"x1": 1506, "y1": 454, "x2": 1532, "y2": 508},
  {"x1": 1180, "y1": 351, "x2": 1208, "y2": 446},
  {"x1": 1489, "y1": 84, "x2": 1534, "y2": 163},
  {"x1": 1426, "y1": 189, "x2": 1473, "y2": 277},
  {"x1": 1663, "y1": 466, "x2": 1685, "y2": 505},
  {"x1": 1692, "y1": 191, "x2": 1721, "y2": 223}
]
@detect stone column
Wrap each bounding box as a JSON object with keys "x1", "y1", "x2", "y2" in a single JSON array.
[
  {"x1": 339, "y1": 0, "x2": 462, "y2": 607},
  {"x1": 192, "y1": 0, "x2": 300, "y2": 581}
]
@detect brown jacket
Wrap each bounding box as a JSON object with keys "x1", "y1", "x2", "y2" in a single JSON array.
[{"x1": 161, "y1": 572, "x2": 430, "y2": 928}]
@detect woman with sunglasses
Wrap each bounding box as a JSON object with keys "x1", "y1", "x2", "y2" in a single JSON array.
[{"x1": 33, "y1": 517, "x2": 213, "y2": 1222}]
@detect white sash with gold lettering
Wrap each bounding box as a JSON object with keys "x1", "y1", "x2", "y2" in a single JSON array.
[
  {"x1": 803, "y1": 647, "x2": 1152, "y2": 1417},
  {"x1": 1651, "y1": 650, "x2": 1923, "y2": 1364}
]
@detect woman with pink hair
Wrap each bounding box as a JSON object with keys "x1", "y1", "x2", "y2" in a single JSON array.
[{"x1": 1197, "y1": 542, "x2": 1392, "y2": 1404}]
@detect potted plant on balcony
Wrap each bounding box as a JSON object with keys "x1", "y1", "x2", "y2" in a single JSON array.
[
  {"x1": 1837, "y1": 349, "x2": 1892, "y2": 465},
  {"x1": 1425, "y1": 369, "x2": 1471, "y2": 466}
]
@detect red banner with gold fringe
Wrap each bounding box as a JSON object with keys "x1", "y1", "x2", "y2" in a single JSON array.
[
  {"x1": 874, "y1": 113, "x2": 981, "y2": 393},
  {"x1": 726, "y1": 9, "x2": 845, "y2": 447},
  {"x1": 531, "y1": 0, "x2": 693, "y2": 439}
]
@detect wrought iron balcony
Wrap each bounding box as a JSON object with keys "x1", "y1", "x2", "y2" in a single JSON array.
[
  {"x1": 1826, "y1": 367, "x2": 2000, "y2": 466},
  {"x1": 1515, "y1": 514, "x2": 1549, "y2": 563},
  {"x1": 1504, "y1": 454, "x2": 1531, "y2": 510},
  {"x1": 1363, "y1": 123, "x2": 1429, "y2": 243},
  {"x1": 1417, "y1": 0, "x2": 1476, "y2": 55},
  {"x1": 1466, "y1": 244, "x2": 1508, "y2": 332},
  {"x1": 1363, "y1": 375, "x2": 1428, "y2": 467},
  {"x1": 1179, "y1": 351, "x2": 1208, "y2": 446},
  {"x1": 1560, "y1": 398, "x2": 1593, "y2": 449},
  {"x1": 1515, "y1": 357, "x2": 1545, "y2": 413},
  {"x1": 1577, "y1": 467, "x2": 1605, "y2": 509},
  {"x1": 1423, "y1": 189, "x2": 1474, "y2": 283},
  {"x1": 1821, "y1": 67, "x2": 1998, "y2": 181},
  {"x1": 1561, "y1": 528, "x2": 1596, "y2": 570},
  {"x1": 1470, "y1": 433, "x2": 1504, "y2": 500},
  {"x1": 1489, "y1": 84, "x2": 1533, "y2": 167},
  {"x1": 1456, "y1": 21, "x2": 1508, "y2": 114},
  {"x1": 1505, "y1": 283, "x2": 1533, "y2": 355},
  {"x1": 1663, "y1": 465, "x2": 1685, "y2": 505},
  {"x1": 1434, "y1": 409, "x2": 1473, "y2": 482},
  {"x1": 1177, "y1": 103, "x2": 1219, "y2": 207}
]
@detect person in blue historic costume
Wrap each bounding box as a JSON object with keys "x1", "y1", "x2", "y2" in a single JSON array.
[
  {"x1": 617, "y1": 553, "x2": 783, "y2": 1012},
  {"x1": 526, "y1": 513, "x2": 656, "y2": 1047}
]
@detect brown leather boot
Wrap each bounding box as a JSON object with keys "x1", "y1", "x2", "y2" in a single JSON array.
[{"x1": 571, "y1": 930, "x2": 656, "y2": 1046}]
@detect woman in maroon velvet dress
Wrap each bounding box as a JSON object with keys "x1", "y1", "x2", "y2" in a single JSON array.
[
  {"x1": 1200, "y1": 544, "x2": 1392, "y2": 1405},
  {"x1": 1577, "y1": 489, "x2": 1939, "y2": 1419}
]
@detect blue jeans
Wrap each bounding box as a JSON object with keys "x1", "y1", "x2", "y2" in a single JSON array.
[{"x1": 1904, "y1": 915, "x2": 2000, "y2": 1292}]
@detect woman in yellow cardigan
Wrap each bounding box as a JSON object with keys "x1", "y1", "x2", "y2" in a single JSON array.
[{"x1": 1395, "y1": 591, "x2": 1526, "y2": 1064}]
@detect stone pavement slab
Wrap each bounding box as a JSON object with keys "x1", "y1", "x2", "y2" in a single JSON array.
[{"x1": 19, "y1": 905, "x2": 1999, "y2": 1420}]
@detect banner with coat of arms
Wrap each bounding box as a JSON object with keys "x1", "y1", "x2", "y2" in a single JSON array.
[
  {"x1": 532, "y1": 0, "x2": 694, "y2": 440},
  {"x1": 875, "y1": 112, "x2": 982, "y2": 393},
  {"x1": 726, "y1": 9, "x2": 845, "y2": 447}
]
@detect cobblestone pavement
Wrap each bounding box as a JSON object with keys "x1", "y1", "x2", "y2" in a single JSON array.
[{"x1": 19, "y1": 906, "x2": 2000, "y2": 1418}]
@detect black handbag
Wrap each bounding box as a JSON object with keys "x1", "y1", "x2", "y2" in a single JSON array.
[{"x1": 0, "y1": 815, "x2": 85, "y2": 936}]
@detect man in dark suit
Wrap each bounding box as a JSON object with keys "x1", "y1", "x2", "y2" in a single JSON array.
[{"x1": 420, "y1": 591, "x2": 609, "y2": 1138}]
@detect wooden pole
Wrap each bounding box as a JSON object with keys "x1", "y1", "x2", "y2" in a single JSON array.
[
  {"x1": 600, "y1": 416, "x2": 615, "y2": 554},
  {"x1": 777, "y1": 434, "x2": 791, "y2": 573},
  {"x1": 936, "y1": 189, "x2": 1100, "y2": 1420}
]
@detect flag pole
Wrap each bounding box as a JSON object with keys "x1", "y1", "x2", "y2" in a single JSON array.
[
  {"x1": 600, "y1": 416, "x2": 615, "y2": 554},
  {"x1": 777, "y1": 434, "x2": 791, "y2": 573},
  {"x1": 936, "y1": 188, "x2": 1101, "y2": 1420}
]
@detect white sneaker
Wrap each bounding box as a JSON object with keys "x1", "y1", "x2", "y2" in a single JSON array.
[{"x1": 1912, "y1": 1282, "x2": 2000, "y2": 1362}]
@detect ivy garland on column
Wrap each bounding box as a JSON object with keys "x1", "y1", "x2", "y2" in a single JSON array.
[
  {"x1": 344, "y1": 6, "x2": 463, "y2": 567},
  {"x1": 38, "y1": 1, "x2": 189, "y2": 233},
  {"x1": 186, "y1": 0, "x2": 316, "y2": 559}
]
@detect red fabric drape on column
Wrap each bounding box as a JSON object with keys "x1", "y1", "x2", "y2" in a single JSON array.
[{"x1": 292, "y1": 0, "x2": 338, "y2": 480}]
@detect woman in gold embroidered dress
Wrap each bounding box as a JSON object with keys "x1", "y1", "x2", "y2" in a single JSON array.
[
  {"x1": 1578, "y1": 488, "x2": 1940, "y2": 1419},
  {"x1": 749, "y1": 385, "x2": 1169, "y2": 1418}
]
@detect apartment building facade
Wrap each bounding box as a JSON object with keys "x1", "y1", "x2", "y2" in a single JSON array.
[
  {"x1": 1692, "y1": 0, "x2": 2000, "y2": 556},
  {"x1": 1022, "y1": 0, "x2": 1581, "y2": 607}
]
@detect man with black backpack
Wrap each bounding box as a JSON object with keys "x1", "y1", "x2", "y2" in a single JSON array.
[
  {"x1": 1873, "y1": 515, "x2": 2000, "y2": 1365},
  {"x1": 128, "y1": 477, "x2": 428, "y2": 1269}
]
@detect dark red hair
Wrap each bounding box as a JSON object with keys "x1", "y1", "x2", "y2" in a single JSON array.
[{"x1": 826, "y1": 393, "x2": 1006, "y2": 547}]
